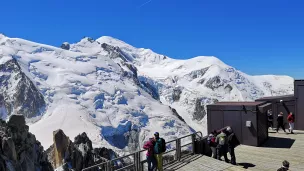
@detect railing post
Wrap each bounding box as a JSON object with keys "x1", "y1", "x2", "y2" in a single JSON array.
[
  {"x1": 106, "y1": 161, "x2": 112, "y2": 171},
  {"x1": 134, "y1": 152, "x2": 141, "y2": 171},
  {"x1": 175, "y1": 139, "x2": 181, "y2": 161},
  {"x1": 192, "y1": 133, "x2": 196, "y2": 154}
]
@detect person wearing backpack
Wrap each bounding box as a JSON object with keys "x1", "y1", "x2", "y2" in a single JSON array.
[
  {"x1": 143, "y1": 138, "x2": 156, "y2": 171},
  {"x1": 207, "y1": 130, "x2": 218, "y2": 159},
  {"x1": 226, "y1": 127, "x2": 240, "y2": 165},
  {"x1": 287, "y1": 112, "x2": 295, "y2": 134},
  {"x1": 215, "y1": 130, "x2": 229, "y2": 163},
  {"x1": 267, "y1": 109, "x2": 274, "y2": 129},
  {"x1": 153, "y1": 132, "x2": 166, "y2": 171}
]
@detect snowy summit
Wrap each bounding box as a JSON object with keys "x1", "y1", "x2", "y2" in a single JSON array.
[{"x1": 0, "y1": 35, "x2": 293, "y2": 156}]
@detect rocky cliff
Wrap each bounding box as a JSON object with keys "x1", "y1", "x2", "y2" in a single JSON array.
[{"x1": 0, "y1": 114, "x2": 53, "y2": 171}]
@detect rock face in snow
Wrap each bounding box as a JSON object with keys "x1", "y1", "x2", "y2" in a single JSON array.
[
  {"x1": 0, "y1": 58, "x2": 46, "y2": 118},
  {"x1": 47, "y1": 130, "x2": 120, "y2": 171},
  {"x1": 0, "y1": 115, "x2": 53, "y2": 171},
  {"x1": 60, "y1": 42, "x2": 70, "y2": 50}
]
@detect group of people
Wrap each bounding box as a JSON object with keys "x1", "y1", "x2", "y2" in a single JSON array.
[
  {"x1": 207, "y1": 126, "x2": 240, "y2": 165},
  {"x1": 267, "y1": 101, "x2": 295, "y2": 134},
  {"x1": 143, "y1": 132, "x2": 166, "y2": 171}
]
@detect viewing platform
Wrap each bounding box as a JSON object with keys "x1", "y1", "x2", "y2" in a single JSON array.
[{"x1": 166, "y1": 130, "x2": 304, "y2": 171}]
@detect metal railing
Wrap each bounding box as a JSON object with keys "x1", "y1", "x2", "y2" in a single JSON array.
[{"x1": 82, "y1": 131, "x2": 203, "y2": 171}]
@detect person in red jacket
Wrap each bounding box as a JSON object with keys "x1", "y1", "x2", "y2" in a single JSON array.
[
  {"x1": 287, "y1": 112, "x2": 295, "y2": 134},
  {"x1": 143, "y1": 138, "x2": 156, "y2": 171}
]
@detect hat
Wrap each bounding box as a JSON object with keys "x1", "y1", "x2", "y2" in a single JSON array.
[
  {"x1": 226, "y1": 127, "x2": 232, "y2": 133},
  {"x1": 154, "y1": 132, "x2": 159, "y2": 136}
]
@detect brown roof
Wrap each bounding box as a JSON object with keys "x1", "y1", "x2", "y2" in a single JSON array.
[
  {"x1": 209, "y1": 101, "x2": 265, "y2": 106},
  {"x1": 255, "y1": 94, "x2": 294, "y2": 101}
]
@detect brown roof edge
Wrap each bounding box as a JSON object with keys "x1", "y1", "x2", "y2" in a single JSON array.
[
  {"x1": 255, "y1": 94, "x2": 295, "y2": 101},
  {"x1": 209, "y1": 101, "x2": 266, "y2": 106}
]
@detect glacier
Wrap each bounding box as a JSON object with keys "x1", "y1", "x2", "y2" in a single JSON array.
[{"x1": 0, "y1": 34, "x2": 293, "y2": 156}]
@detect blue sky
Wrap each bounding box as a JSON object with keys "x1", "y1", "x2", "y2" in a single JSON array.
[{"x1": 1, "y1": 0, "x2": 304, "y2": 78}]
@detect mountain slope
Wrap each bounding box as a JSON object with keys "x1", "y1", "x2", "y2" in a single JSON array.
[
  {"x1": 0, "y1": 35, "x2": 193, "y2": 156},
  {"x1": 97, "y1": 36, "x2": 294, "y2": 135}
]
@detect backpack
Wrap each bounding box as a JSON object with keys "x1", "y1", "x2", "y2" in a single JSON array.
[
  {"x1": 161, "y1": 138, "x2": 166, "y2": 153},
  {"x1": 154, "y1": 138, "x2": 166, "y2": 154},
  {"x1": 218, "y1": 135, "x2": 226, "y2": 146}
]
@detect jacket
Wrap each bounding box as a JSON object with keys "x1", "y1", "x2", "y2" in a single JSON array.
[
  {"x1": 287, "y1": 114, "x2": 294, "y2": 123},
  {"x1": 143, "y1": 140, "x2": 154, "y2": 156},
  {"x1": 215, "y1": 132, "x2": 227, "y2": 147},
  {"x1": 227, "y1": 132, "x2": 240, "y2": 148},
  {"x1": 277, "y1": 115, "x2": 284, "y2": 124},
  {"x1": 277, "y1": 167, "x2": 288, "y2": 171}
]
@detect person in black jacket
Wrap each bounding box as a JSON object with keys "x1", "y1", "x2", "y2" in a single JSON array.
[
  {"x1": 276, "y1": 112, "x2": 286, "y2": 133},
  {"x1": 226, "y1": 127, "x2": 240, "y2": 165},
  {"x1": 277, "y1": 160, "x2": 289, "y2": 171}
]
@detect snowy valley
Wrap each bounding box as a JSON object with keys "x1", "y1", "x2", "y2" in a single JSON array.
[{"x1": 0, "y1": 33, "x2": 294, "y2": 161}]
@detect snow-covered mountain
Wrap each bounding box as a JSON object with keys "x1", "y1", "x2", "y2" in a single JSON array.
[
  {"x1": 96, "y1": 36, "x2": 294, "y2": 135},
  {"x1": 0, "y1": 34, "x2": 293, "y2": 155},
  {"x1": 0, "y1": 34, "x2": 192, "y2": 157}
]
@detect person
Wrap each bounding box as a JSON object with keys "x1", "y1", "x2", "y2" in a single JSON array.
[
  {"x1": 226, "y1": 127, "x2": 240, "y2": 165},
  {"x1": 276, "y1": 112, "x2": 286, "y2": 133},
  {"x1": 143, "y1": 138, "x2": 156, "y2": 171},
  {"x1": 267, "y1": 109, "x2": 274, "y2": 129},
  {"x1": 215, "y1": 129, "x2": 229, "y2": 163},
  {"x1": 153, "y1": 132, "x2": 166, "y2": 171},
  {"x1": 287, "y1": 112, "x2": 295, "y2": 134},
  {"x1": 207, "y1": 130, "x2": 218, "y2": 159},
  {"x1": 277, "y1": 160, "x2": 290, "y2": 171}
]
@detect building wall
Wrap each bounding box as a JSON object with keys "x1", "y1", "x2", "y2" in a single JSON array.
[
  {"x1": 295, "y1": 80, "x2": 304, "y2": 130},
  {"x1": 207, "y1": 106, "x2": 259, "y2": 147}
]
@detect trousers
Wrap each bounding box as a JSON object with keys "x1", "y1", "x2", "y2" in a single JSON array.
[{"x1": 154, "y1": 153, "x2": 163, "y2": 171}]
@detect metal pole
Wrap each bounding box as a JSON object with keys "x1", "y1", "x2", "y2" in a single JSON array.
[{"x1": 192, "y1": 134, "x2": 196, "y2": 154}]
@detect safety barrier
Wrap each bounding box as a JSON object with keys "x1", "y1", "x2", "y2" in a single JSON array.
[{"x1": 82, "y1": 131, "x2": 203, "y2": 171}]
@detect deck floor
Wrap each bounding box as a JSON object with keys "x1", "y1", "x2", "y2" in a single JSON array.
[{"x1": 165, "y1": 130, "x2": 304, "y2": 171}]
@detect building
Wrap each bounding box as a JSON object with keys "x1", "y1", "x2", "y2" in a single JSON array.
[
  {"x1": 207, "y1": 101, "x2": 271, "y2": 146},
  {"x1": 207, "y1": 80, "x2": 304, "y2": 146}
]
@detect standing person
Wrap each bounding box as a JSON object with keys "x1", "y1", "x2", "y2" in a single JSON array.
[
  {"x1": 226, "y1": 127, "x2": 240, "y2": 165},
  {"x1": 287, "y1": 112, "x2": 295, "y2": 134},
  {"x1": 276, "y1": 112, "x2": 286, "y2": 133},
  {"x1": 207, "y1": 130, "x2": 218, "y2": 159},
  {"x1": 143, "y1": 138, "x2": 156, "y2": 171},
  {"x1": 267, "y1": 109, "x2": 274, "y2": 129},
  {"x1": 153, "y1": 132, "x2": 166, "y2": 171},
  {"x1": 215, "y1": 130, "x2": 229, "y2": 163},
  {"x1": 277, "y1": 160, "x2": 290, "y2": 171}
]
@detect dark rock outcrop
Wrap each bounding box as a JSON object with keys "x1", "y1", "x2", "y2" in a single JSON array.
[
  {"x1": 0, "y1": 58, "x2": 46, "y2": 118},
  {"x1": 47, "y1": 130, "x2": 122, "y2": 171},
  {"x1": 169, "y1": 106, "x2": 186, "y2": 123},
  {"x1": 205, "y1": 76, "x2": 224, "y2": 90},
  {"x1": 224, "y1": 84, "x2": 233, "y2": 93},
  {"x1": 0, "y1": 114, "x2": 53, "y2": 171},
  {"x1": 172, "y1": 88, "x2": 182, "y2": 101},
  {"x1": 60, "y1": 42, "x2": 70, "y2": 50},
  {"x1": 193, "y1": 99, "x2": 206, "y2": 121}
]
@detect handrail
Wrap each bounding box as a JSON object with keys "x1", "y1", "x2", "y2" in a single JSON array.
[{"x1": 82, "y1": 131, "x2": 202, "y2": 171}]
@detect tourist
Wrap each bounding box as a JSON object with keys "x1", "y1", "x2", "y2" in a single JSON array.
[
  {"x1": 153, "y1": 132, "x2": 166, "y2": 171},
  {"x1": 207, "y1": 130, "x2": 218, "y2": 159},
  {"x1": 276, "y1": 112, "x2": 286, "y2": 133},
  {"x1": 226, "y1": 127, "x2": 240, "y2": 165},
  {"x1": 143, "y1": 138, "x2": 156, "y2": 171},
  {"x1": 267, "y1": 109, "x2": 274, "y2": 129},
  {"x1": 215, "y1": 129, "x2": 229, "y2": 163},
  {"x1": 277, "y1": 160, "x2": 290, "y2": 171},
  {"x1": 287, "y1": 112, "x2": 295, "y2": 134}
]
